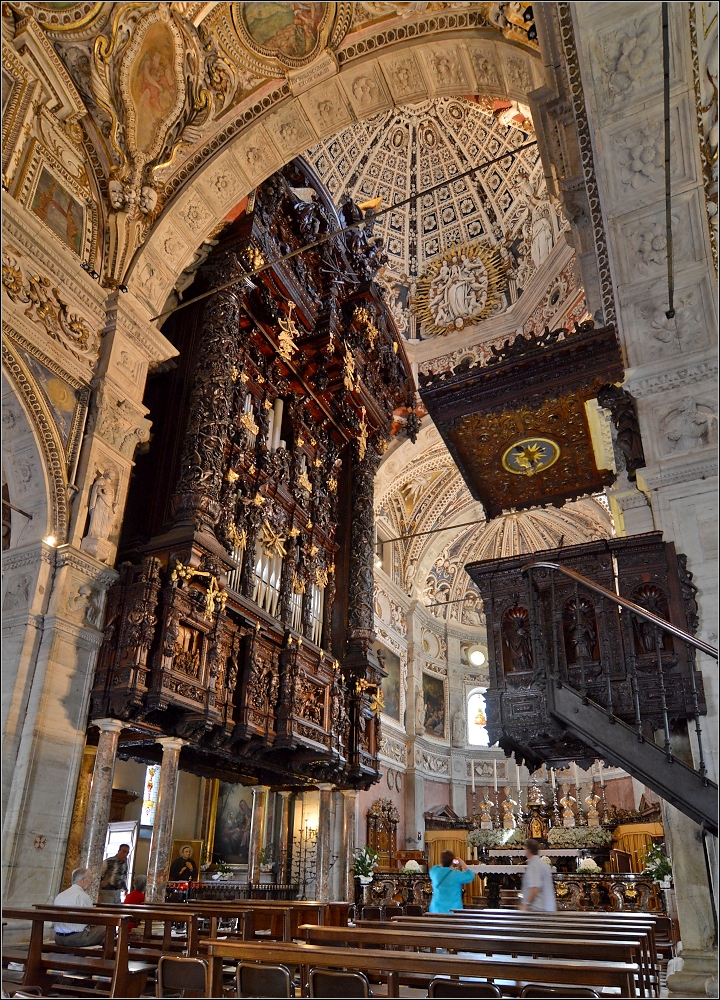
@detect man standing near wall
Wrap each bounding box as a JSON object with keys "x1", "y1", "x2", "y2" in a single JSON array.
[{"x1": 98, "y1": 843, "x2": 130, "y2": 903}]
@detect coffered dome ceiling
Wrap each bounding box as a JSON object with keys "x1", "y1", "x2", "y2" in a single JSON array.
[
  {"x1": 375, "y1": 423, "x2": 613, "y2": 615},
  {"x1": 306, "y1": 96, "x2": 585, "y2": 344}
]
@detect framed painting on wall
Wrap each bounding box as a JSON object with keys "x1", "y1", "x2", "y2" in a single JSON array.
[
  {"x1": 213, "y1": 783, "x2": 253, "y2": 865},
  {"x1": 29, "y1": 166, "x2": 85, "y2": 256},
  {"x1": 376, "y1": 642, "x2": 402, "y2": 722},
  {"x1": 422, "y1": 671, "x2": 446, "y2": 739},
  {"x1": 169, "y1": 839, "x2": 202, "y2": 882}
]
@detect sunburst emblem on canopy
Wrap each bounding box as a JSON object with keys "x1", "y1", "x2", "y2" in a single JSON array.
[{"x1": 412, "y1": 241, "x2": 506, "y2": 337}]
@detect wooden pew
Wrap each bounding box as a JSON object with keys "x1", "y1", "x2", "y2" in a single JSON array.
[
  {"x1": 327, "y1": 923, "x2": 654, "y2": 997},
  {"x1": 370, "y1": 914, "x2": 659, "y2": 996},
  {"x1": 202, "y1": 938, "x2": 640, "y2": 998},
  {"x1": 3, "y1": 908, "x2": 153, "y2": 998}
]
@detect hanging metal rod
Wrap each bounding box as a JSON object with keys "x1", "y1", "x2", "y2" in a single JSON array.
[
  {"x1": 662, "y1": 2, "x2": 675, "y2": 320},
  {"x1": 3, "y1": 500, "x2": 33, "y2": 520},
  {"x1": 380, "y1": 516, "x2": 487, "y2": 545},
  {"x1": 149, "y1": 138, "x2": 539, "y2": 324}
]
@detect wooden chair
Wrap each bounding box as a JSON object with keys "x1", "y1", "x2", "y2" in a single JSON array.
[
  {"x1": 429, "y1": 980, "x2": 503, "y2": 998},
  {"x1": 405, "y1": 904, "x2": 424, "y2": 916},
  {"x1": 360, "y1": 907, "x2": 382, "y2": 921},
  {"x1": 156, "y1": 956, "x2": 210, "y2": 998},
  {"x1": 308, "y1": 968, "x2": 370, "y2": 998},
  {"x1": 236, "y1": 962, "x2": 293, "y2": 998},
  {"x1": 519, "y1": 988, "x2": 600, "y2": 999},
  {"x1": 383, "y1": 906, "x2": 404, "y2": 920}
]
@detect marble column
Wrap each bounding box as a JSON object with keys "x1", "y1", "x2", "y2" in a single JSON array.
[
  {"x1": 146, "y1": 738, "x2": 184, "y2": 903},
  {"x1": 277, "y1": 791, "x2": 293, "y2": 884},
  {"x1": 79, "y1": 719, "x2": 123, "y2": 900},
  {"x1": 341, "y1": 789, "x2": 359, "y2": 903},
  {"x1": 247, "y1": 786, "x2": 270, "y2": 884},
  {"x1": 61, "y1": 744, "x2": 97, "y2": 890},
  {"x1": 314, "y1": 783, "x2": 334, "y2": 902}
]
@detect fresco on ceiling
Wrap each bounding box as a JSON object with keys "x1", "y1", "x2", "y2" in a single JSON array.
[
  {"x1": 129, "y1": 20, "x2": 178, "y2": 154},
  {"x1": 30, "y1": 168, "x2": 84, "y2": 255},
  {"x1": 422, "y1": 671, "x2": 445, "y2": 739},
  {"x1": 241, "y1": 2, "x2": 327, "y2": 60},
  {"x1": 377, "y1": 643, "x2": 401, "y2": 722}
]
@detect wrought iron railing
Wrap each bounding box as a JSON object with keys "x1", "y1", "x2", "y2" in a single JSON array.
[{"x1": 522, "y1": 560, "x2": 717, "y2": 783}]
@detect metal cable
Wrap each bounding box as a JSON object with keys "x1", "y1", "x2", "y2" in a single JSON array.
[{"x1": 662, "y1": 2, "x2": 675, "y2": 319}]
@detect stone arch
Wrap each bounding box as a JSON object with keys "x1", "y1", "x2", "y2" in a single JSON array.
[
  {"x1": 126, "y1": 27, "x2": 551, "y2": 318},
  {"x1": 1, "y1": 356, "x2": 66, "y2": 547}
]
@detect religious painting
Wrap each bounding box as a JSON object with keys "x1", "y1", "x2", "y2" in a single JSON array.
[
  {"x1": 422, "y1": 671, "x2": 446, "y2": 739},
  {"x1": 30, "y1": 167, "x2": 84, "y2": 255},
  {"x1": 169, "y1": 839, "x2": 202, "y2": 883},
  {"x1": 238, "y1": 2, "x2": 329, "y2": 64},
  {"x1": 128, "y1": 20, "x2": 179, "y2": 155},
  {"x1": 213, "y1": 782, "x2": 253, "y2": 864},
  {"x1": 21, "y1": 352, "x2": 78, "y2": 448},
  {"x1": 412, "y1": 241, "x2": 506, "y2": 337},
  {"x1": 377, "y1": 643, "x2": 401, "y2": 722}
]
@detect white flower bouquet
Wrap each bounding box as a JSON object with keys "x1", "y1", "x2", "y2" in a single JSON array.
[{"x1": 577, "y1": 857, "x2": 602, "y2": 874}]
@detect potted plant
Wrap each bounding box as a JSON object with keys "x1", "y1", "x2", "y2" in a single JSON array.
[
  {"x1": 643, "y1": 843, "x2": 672, "y2": 888},
  {"x1": 258, "y1": 845, "x2": 275, "y2": 884},
  {"x1": 211, "y1": 860, "x2": 233, "y2": 881},
  {"x1": 352, "y1": 846, "x2": 378, "y2": 905}
]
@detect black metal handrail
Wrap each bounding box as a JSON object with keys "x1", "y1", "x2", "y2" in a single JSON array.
[{"x1": 522, "y1": 560, "x2": 718, "y2": 659}]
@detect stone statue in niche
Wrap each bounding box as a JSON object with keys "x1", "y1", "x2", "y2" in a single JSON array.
[
  {"x1": 415, "y1": 688, "x2": 425, "y2": 731},
  {"x1": 452, "y1": 708, "x2": 466, "y2": 747},
  {"x1": 564, "y1": 597, "x2": 597, "y2": 663},
  {"x1": 81, "y1": 469, "x2": 118, "y2": 563},
  {"x1": 559, "y1": 783, "x2": 577, "y2": 828}
]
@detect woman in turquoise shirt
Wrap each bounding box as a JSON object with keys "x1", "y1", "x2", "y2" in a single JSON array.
[{"x1": 428, "y1": 850, "x2": 475, "y2": 913}]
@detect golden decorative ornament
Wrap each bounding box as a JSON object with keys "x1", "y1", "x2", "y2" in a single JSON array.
[
  {"x1": 240, "y1": 371, "x2": 249, "y2": 383},
  {"x1": 231, "y1": 366, "x2": 240, "y2": 381},
  {"x1": 277, "y1": 301, "x2": 299, "y2": 362},
  {"x1": 227, "y1": 523, "x2": 246, "y2": 550},
  {"x1": 412, "y1": 240, "x2": 506, "y2": 338},
  {"x1": 264, "y1": 398, "x2": 273, "y2": 410},
  {"x1": 357, "y1": 406, "x2": 368, "y2": 461},
  {"x1": 253, "y1": 493, "x2": 265, "y2": 506},
  {"x1": 343, "y1": 345, "x2": 356, "y2": 391},
  {"x1": 261, "y1": 519, "x2": 287, "y2": 558},
  {"x1": 502, "y1": 437, "x2": 561, "y2": 476},
  {"x1": 225, "y1": 469, "x2": 239, "y2": 482},
  {"x1": 316, "y1": 566, "x2": 329, "y2": 589},
  {"x1": 239, "y1": 411, "x2": 259, "y2": 435},
  {"x1": 327, "y1": 476, "x2": 337, "y2": 493},
  {"x1": 298, "y1": 471, "x2": 313, "y2": 493},
  {"x1": 288, "y1": 526, "x2": 301, "y2": 538}
]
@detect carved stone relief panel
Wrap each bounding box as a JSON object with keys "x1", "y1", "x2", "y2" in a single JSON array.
[
  {"x1": 341, "y1": 63, "x2": 391, "y2": 117},
  {"x1": 379, "y1": 50, "x2": 429, "y2": 104},
  {"x1": 300, "y1": 78, "x2": 354, "y2": 138}
]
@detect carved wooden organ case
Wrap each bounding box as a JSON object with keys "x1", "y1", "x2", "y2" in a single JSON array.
[
  {"x1": 92, "y1": 159, "x2": 413, "y2": 788},
  {"x1": 465, "y1": 533, "x2": 705, "y2": 770}
]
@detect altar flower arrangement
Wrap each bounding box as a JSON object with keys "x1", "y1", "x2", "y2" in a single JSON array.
[
  {"x1": 468, "y1": 827, "x2": 526, "y2": 849},
  {"x1": 577, "y1": 857, "x2": 602, "y2": 874},
  {"x1": 547, "y1": 827, "x2": 612, "y2": 848},
  {"x1": 542, "y1": 856, "x2": 554, "y2": 867},
  {"x1": 352, "y1": 846, "x2": 379, "y2": 883},
  {"x1": 401, "y1": 859, "x2": 422, "y2": 873},
  {"x1": 642, "y1": 843, "x2": 672, "y2": 886}
]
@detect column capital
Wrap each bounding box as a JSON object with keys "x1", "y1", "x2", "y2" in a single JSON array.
[
  {"x1": 277, "y1": 789, "x2": 292, "y2": 798},
  {"x1": 91, "y1": 718, "x2": 124, "y2": 733},
  {"x1": 342, "y1": 788, "x2": 359, "y2": 800},
  {"x1": 156, "y1": 737, "x2": 185, "y2": 752},
  {"x1": 316, "y1": 782, "x2": 334, "y2": 792},
  {"x1": 252, "y1": 784, "x2": 271, "y2": 795}
]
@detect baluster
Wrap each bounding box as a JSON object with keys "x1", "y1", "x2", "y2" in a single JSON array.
[
  {"x1": 573, "y1": 579, "x2": 587, "y2": 699},
  {"x1": 597, "y1": 594, "x2": 614, "y2": 720},
  {"x1": 653, "y1": 626, "x2": 672, "y2": 760},
  {"x1": 550, "y1": 569, "x2": 560, "y2": 682},
  {"x1": 685, "y1": 640, "x2": 708, "y2": 779},
  {"x1": 621, "y1": 608, "x2": 643, "y2": 741}
]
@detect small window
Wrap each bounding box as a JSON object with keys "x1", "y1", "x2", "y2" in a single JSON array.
[{"x1": 467, "y1": 688, "x2": 490, "y2": 747}]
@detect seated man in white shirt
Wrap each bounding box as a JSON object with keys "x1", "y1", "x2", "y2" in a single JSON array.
[{"x1": 52, "y1": 868, "x2": 106, "y2": 947}]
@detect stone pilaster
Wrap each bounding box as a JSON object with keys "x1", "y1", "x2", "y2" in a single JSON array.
[
  {"x1": 61, "y1": 744, "x2": 97, "y2": 890},
  {"x1": 79, "y1": 719, "x2": 123, "y2": 900},
  {"x1": 314, "y1": 783, "x2": 334, "y2": 903},
  {"x1": 341, "y1": 789, "x2": 359, "y2": 903},
  {"x1": 247, "y1": 786, "x2": 270, "y2": 884},
  {"x1": 277, "y1": 791, "x2": 293, "y2": 884},
  {"x1": 146, "y1": 737, "x2": 184, "y2": 904}
]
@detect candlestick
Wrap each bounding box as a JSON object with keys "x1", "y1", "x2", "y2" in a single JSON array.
[
  {"x1": 516, "y1": 762, "x2": 521, "y2": 795},
  {"x1": 551, "y1": 767, "x2": 556, "y2": 791},
  {"x1": 493, "y1": 760, "x2": 498, "y2": 794},
  {"x1": 599, "y1": 760, "x2": 605, "y2": 788},
  {"x1": 573, "y1": 762, "x2": 579, "y2": 787}
]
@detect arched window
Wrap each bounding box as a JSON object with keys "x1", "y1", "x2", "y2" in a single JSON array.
[{"x1": 467, "y1": 687, "x2": 490, "y2": 747}]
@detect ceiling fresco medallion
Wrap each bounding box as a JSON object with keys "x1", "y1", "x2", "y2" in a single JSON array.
[
  {"x1": 234, "y1": 2, "x2": 336, "y2": 68},
  {"x1": 8, "y1": 1, "x2": 104, "y2": 30},
  {"x1": 502, "y1": 437, "x2": 560, "y2": 477},
  {"x1": 412, "y1": 241, "x2": 506, "y2": 337}
]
